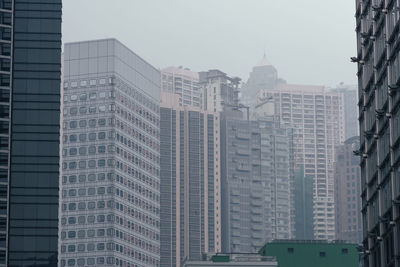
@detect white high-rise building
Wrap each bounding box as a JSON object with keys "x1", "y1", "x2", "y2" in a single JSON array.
[
  {"x1": 60, "y1": 39, "x2": 161, "y2": 267},
  {"x1": 161, "y1": 66, "x2": 201, "y2": 107},
  {"x1": 258, "y1": 84, "x2": 345, "y2": 240}
]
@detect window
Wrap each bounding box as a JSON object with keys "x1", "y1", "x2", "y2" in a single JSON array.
[
  {"x1": 67, "y1": 231, "x2": 76, "y2": 238},
  {"x1": 78, "y1": 216, "x2": 85, "y2": 224},
  {"x1": 89, "y1": 92, "x2": 96, "y2": 100},
  {"x1": 69, "y1": 162, "x2": 76, "y2": 169},
  {"x1": 67, "y1": 259, "x2": 75, "y2": 266},
  {"x1": 77, "y1": 258, "x2": 85, "y2": 266},
  {"x1": 79, "y1": 161, "x2": 86, "y2": 169},
  {"x1": 79, "y1": 134, "x2": 86, "y2": 142},
  {"x1": 70, "y1": 95, "x2": 77, "y2": 101},
  {"x1": 90, "y1": 79, "x2": 96, "y2": 86},
  {"x1": 78, "y1": 174, "x2": 86, "y2": 182},
  {"x1": 98, "y1": 118, "x2": 106, "y2": 126},
  {"x1": 77, "y1": 230, "x2": 85, "y2": 238},
  {"x1": 77, "y1": 244, "x2": 85, "y2": 252},
  {"x1": 79, "y1": 106, "x2": 87, "y2": 114},
  {"x1": 78, "y1": 202, "x2": 86, "y2": 210},
  {"x1": 88, "y1": 146, "x2": 96, "y2": 154},
  {"x1": 97, "y1": 243, "x2": 105, "y2": 251},
  {"x1": 97, "y1": 201, "x2": 105, "y2": 208},
  {"x1": 98, "y1": 173, "x2": 105, "y2": 181},
  {"x1": 68, "y1": 189, "x2": 76, "y2": 197},
  {"x1": 79, "y1": 147, "x2": 87, "y2": 155},
  {"x1": 69, "y1": 135, "x2": 77, "y2": 142},
  {"x1": 87, "y1": 243, "x2": 95, "y2": 251},
  {"x1": 98, "y1": 187, "x2": 105, "y2": 195},
  {"x1": 79, "y1": 120, "x2": 87, "y2": 127},
  {"x1": 88, "y1": 174, "x2": 96, "y2": 181},
  {"x1": 69, "y1": 121, "x2": 77, "y2": 128},
  {"x1": 69, "y1": 175, "x2": 77, "y2": 183},
  {"x1": 320, "y1": 252, "x2": 326, "y2": 257},
  {"x1": 98, "y1": 159, "x2": 105, "y2": 167},
  {"x1": 88, "y1": 201, "x2": 96, "y2": 210},
  {"x1": 87, "y1": 216, "x2": 95, "y2": 224},
  {"x1": 342, "y1": 248, "x2": 348, "y2": 254},
  {"x1": 88, "y1": 160, "x2": 96, "y2": 167},
  {"x1": 80, "y1": 80, "x2": 87, "y2": 87},
  {"x1": 88, "y1": 188, "x2": 96, "y2": 196},
  {"x1": 70, "y1": 107, "x2": 78, "y2": 115},
  {"x1": 87, "y1": 258, "x2": 95, "y2": 265},
  {"x1": 97, "y1": 215, "x2": 105, "y2": 222},
  {"x1": 78, "y1": 189, "x2": 86, "y2": 196},
  {"x1": 89, "y1": 106, "x2": 96, "y2": 113},
  {"x1": 89, "y1": 119, "x2": 96, "y2": 127},
  {"x1": 69, "y1": 148, "x2": 77, "y2": 156},
  {"x1": 99, "y1": 105, "x2": 106, "y2": 112},
  {"x1": 68, "y1": 203, "x2": 76, "y2": 211},
  {"x1": 98, "y1": 132, "x2": 106, "y2": 139},
  {"x1": 88, "y1": 133, "x2": 96, "y2": 141},
  {"x1": 98, "y1": 146, "x2": 106, "y2": 153},
  {"x1": 97, "y1": 257, "x2": 105, "y2": 265}
]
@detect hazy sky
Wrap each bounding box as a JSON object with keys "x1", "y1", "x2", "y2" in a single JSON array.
[{"x1": 63, "y1": 0, "x2": 357, "y2": 87}]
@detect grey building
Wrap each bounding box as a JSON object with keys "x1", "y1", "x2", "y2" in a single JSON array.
[
  {"x1": 355, "y1": 0, "x2": 400, "y2": 266},
  {"x1": 182, "y1": 253, "x2": 277, "y2": 267},
  {"x1": 159, "y1": 93, "x2": 221, "y2": 267},
  {"x1": 200, "y1": 70, "x2": 240, "y2": 113},
  {"x1": 220, "y1": 115, "x2": 294, "y2": 253},
  {"x1": 60, "y1": 39, "x2": 160, "y2": 267},
  {"x1": 0, "y1": 1, "x2": 62, "y2": 266},
  {"x1": 334, "y1": 136, "x2": 362, "y2": 244}
]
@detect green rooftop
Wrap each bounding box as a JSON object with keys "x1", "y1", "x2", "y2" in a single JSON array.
[{"x1": 260, "y1": 240, "x2": 359, "y2": 267}]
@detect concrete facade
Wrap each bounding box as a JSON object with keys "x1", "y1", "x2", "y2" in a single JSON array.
[
  {"x1": 60, "y1": 39, "x2": 161, "y2": 267},
  {"x1": 160, "y1": 93, "x2": 221, "y2": 267},
  {"x1": 200, "y1": 70, "x2": 240, "y2": 113},
  {"x1": 220, "y1": 115, "x2": 294, "y2": 253},
  {"x1": 258, "y1": 84, "x2": 345, "y2": 240},
  {"x1": 161, "y1": 66, "x2": 201, "y2": 107}
]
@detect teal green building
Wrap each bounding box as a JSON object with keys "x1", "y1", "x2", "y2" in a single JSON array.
[{"x1": 260, "y1": 240, "x2": 359, "y2": 267}]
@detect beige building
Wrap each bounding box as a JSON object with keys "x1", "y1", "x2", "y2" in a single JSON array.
[
  {"x1": 160, "y1": 93, "x2": 221, "y2": 267},
  {"x1": 161, "y1": 66, "x2": 201, "y2": 107},
  {"x1": 258, "y1": 84, "x2": 345, "y2": 240}
]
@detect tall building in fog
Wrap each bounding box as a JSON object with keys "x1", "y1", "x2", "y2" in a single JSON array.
[
  {"x1": 0, "y1": 1, "x2": 63, "y2": 266},
  {"x1": 355, "y1": 1, "x2": 399, "y2": 266},
  {"x1": 60, "y1": 39, "x2": 161, "y2": 267},
  {"x1": 259, "y1": 84, "x2": 345, "y2": 240},
  {"x1": 161, "y1": 66, "x2": 201, "y2": 107},
  {"x1": 241, "y1": 54, "x2": 278, "y2": 109},
  {"x1": 220, "y1": 115, "x2": 294, "y2": 253},
  {"x1": 330, "y1": 85, "x2": 358, "y2": 140},
  {"x1": 334, "y1": 136, "x2": 362, "y2": 244},
  {"x1": 160, "y1": 93, "x2": 221, "y2": 267},
  {"x1": 200, "y1": 70, "x2": 240, "y2": 113}
]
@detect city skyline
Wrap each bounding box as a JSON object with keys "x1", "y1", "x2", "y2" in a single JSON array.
[{"x1": 62, "y1": 0, "x2": 357, "y2": 87}]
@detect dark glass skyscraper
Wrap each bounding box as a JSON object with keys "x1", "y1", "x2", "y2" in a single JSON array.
[{"x1": 0, "y1": 1, "x2": 62, "y2": 266}]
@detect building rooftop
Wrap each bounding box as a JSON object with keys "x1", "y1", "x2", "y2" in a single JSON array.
[{"x1": 162, "y1": 66, "x2": 199, "y2": 80}]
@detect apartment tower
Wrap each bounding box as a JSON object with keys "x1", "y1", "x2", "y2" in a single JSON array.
[
  {"x1": 258, "y1": 84, "x2": 345, "y2": 240},
  {"x1": 159, "y1": 93, "x2": 221, "y2": 267},
  {"x1": 161, "y1": 66, "x2": 201, "y2": 107},
  {"x1": 60, "y1": 39, "x2": 161, "y2": 267},
  {"x1": 220, "y1": 115, "x2": 294, "y2": 253}
]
